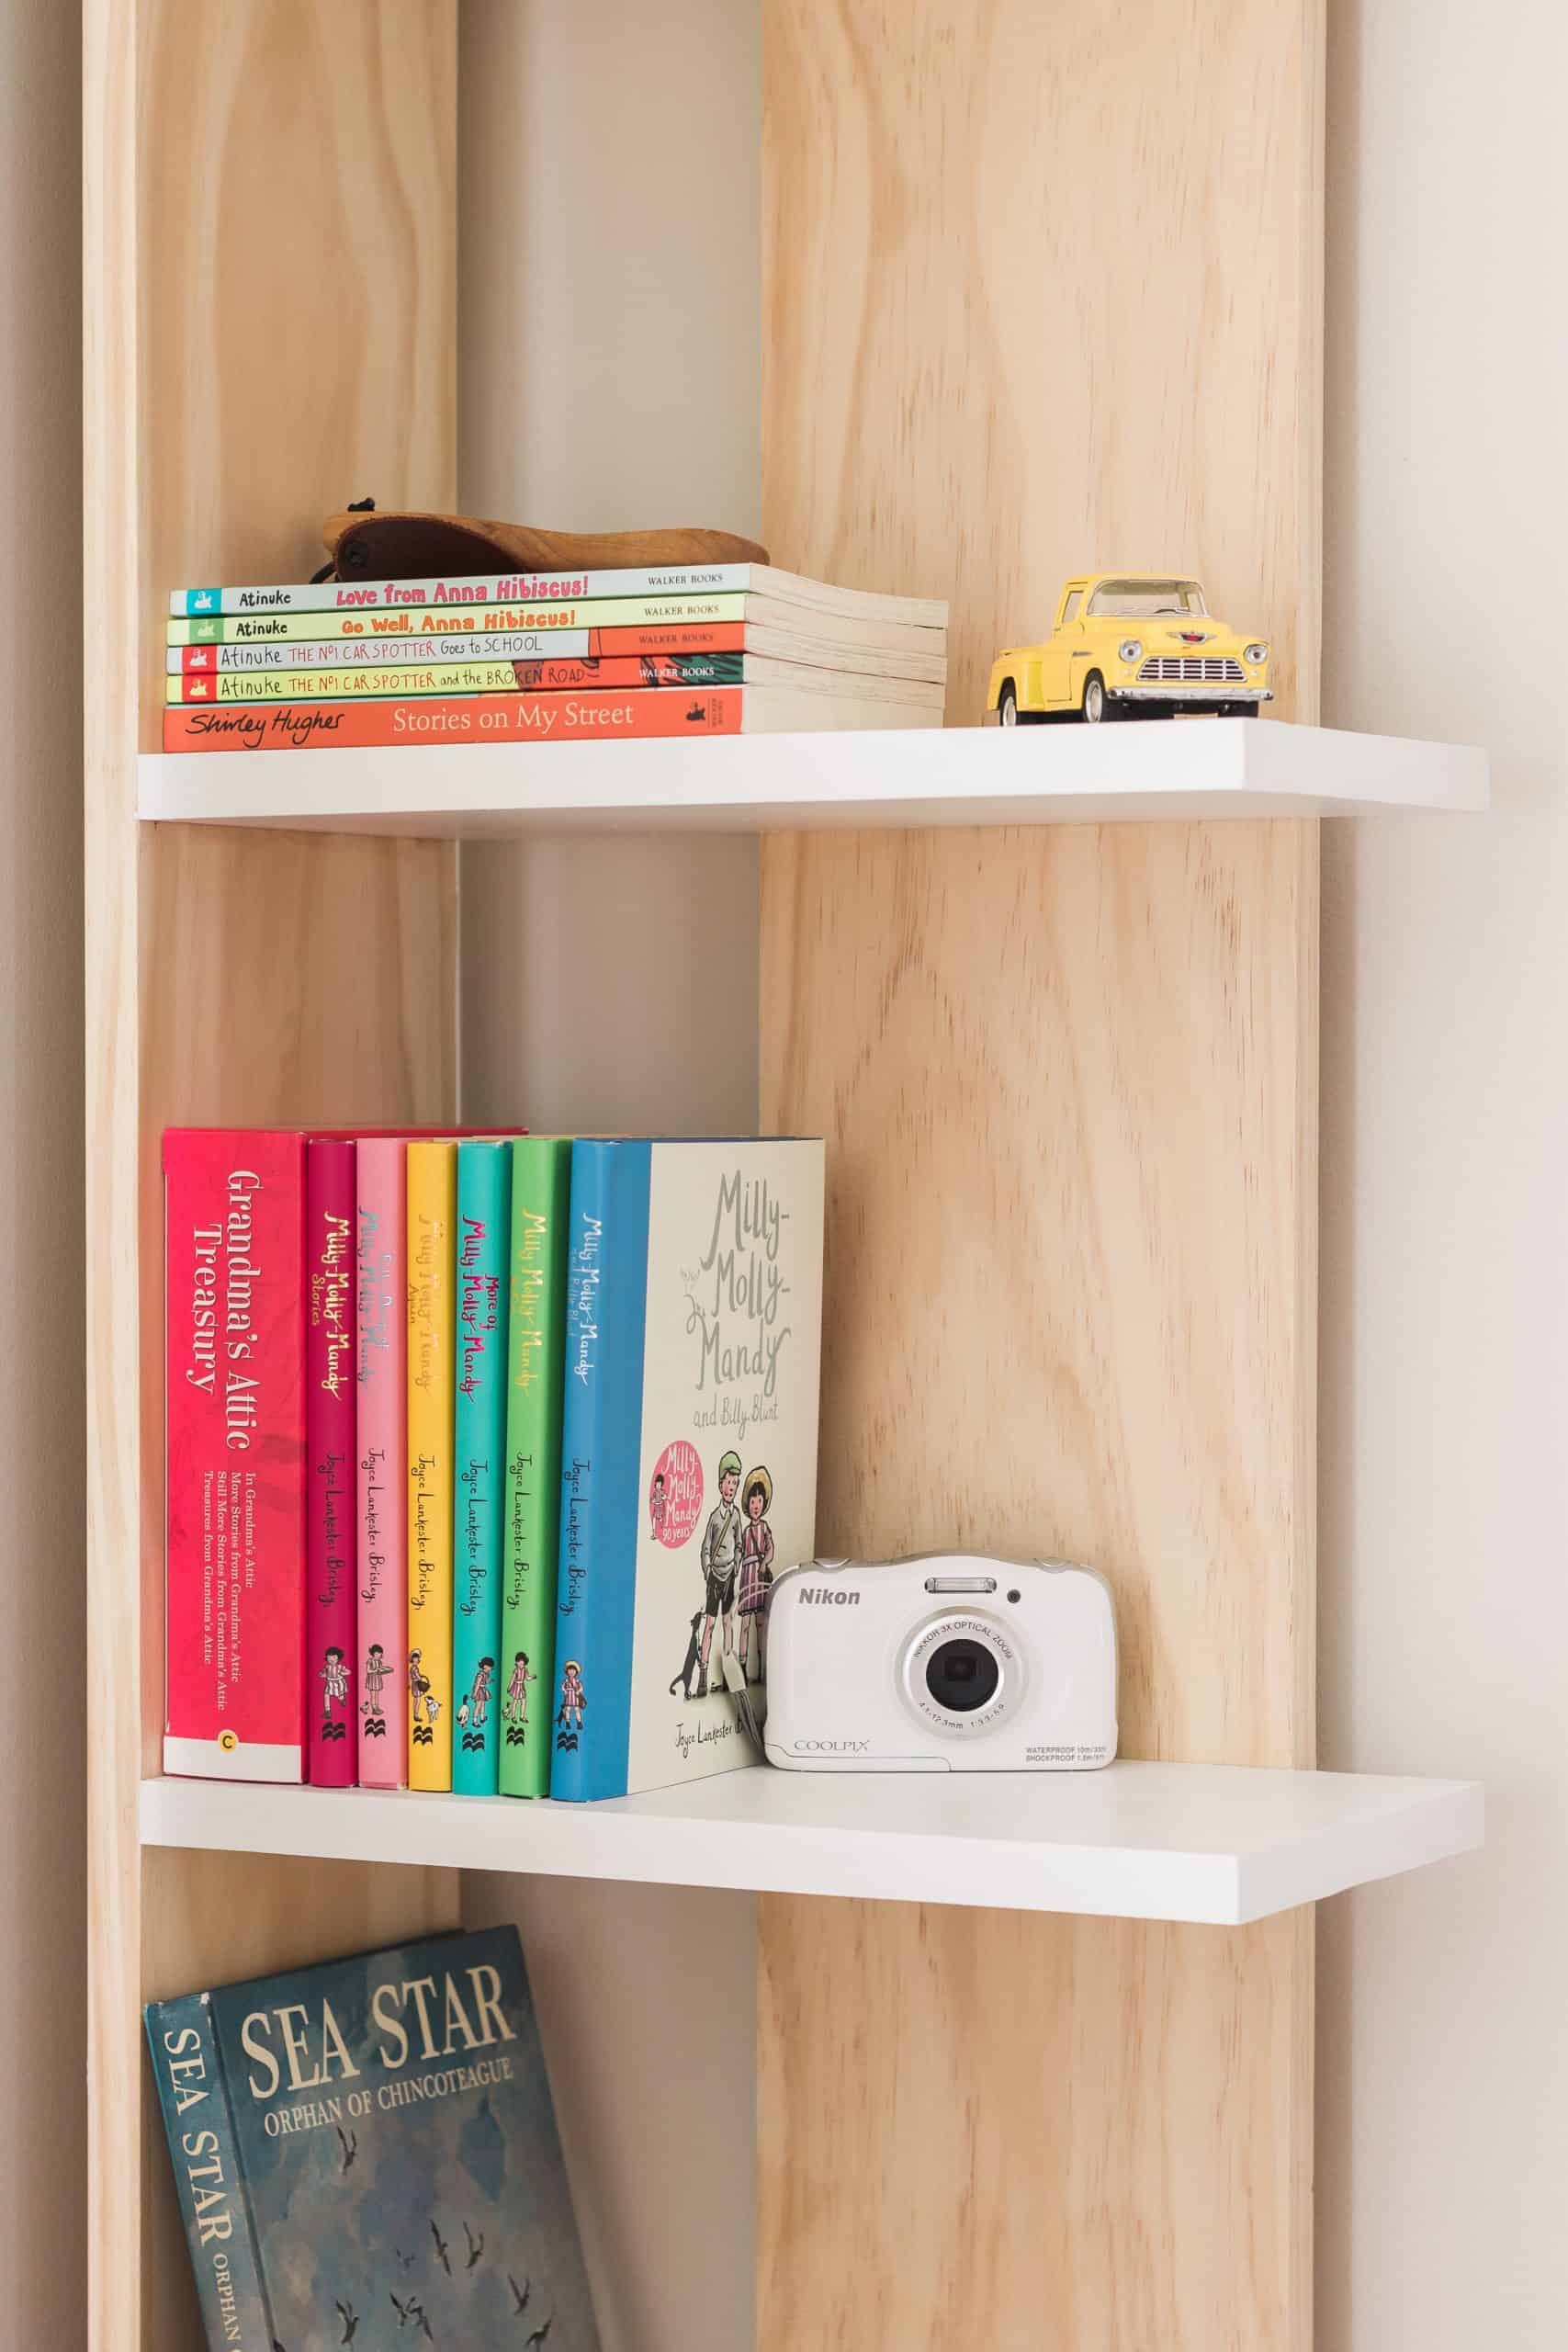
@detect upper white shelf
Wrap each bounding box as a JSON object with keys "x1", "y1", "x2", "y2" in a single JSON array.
[
  {"x1": 137, "y1": 719, "x2": 1489, "y2": 839},
  {"x1": 140, "y1": 1758, "x2": 1483, "y2": 1926}
]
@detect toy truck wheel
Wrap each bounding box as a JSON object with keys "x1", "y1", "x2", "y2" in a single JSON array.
[
  {"x1": 998, "y1": 682, "x2": 1045, "y2": 728},
  {"x1": 1080, "y1": 672, "x2": 1109, "y2": 723}
]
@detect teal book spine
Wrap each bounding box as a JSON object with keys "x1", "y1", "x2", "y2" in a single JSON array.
[
  {"x1": 549, "y1": 1141, "x2": 652, "y2": 1802},
  {"x1": 143, "y1": 1991, "x2": 272, "y2": 2352},
  {"x1": 452, "y1": 1139, "x2": 512, "y2": 1793},
  {"x1": 499, "y1": 1137, "x2": 573, "y2": 1798}
]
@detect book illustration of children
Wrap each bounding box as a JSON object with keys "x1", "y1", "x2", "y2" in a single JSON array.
[
  {"x1": 649, "y1": 1470, "x2": 668, "y2": 1544},
  {"x1": 502, "y1": 1650, "x2": 536, "y2": 1747},
  {"x1": 737, "y1": 1465, "x2": 776, "y2": 1686},
  {"x1": 459, "y1": 1657, "x2": 494, "y2": 1752},
  {"x1": 555, "y1": 1659, "x2": 586, "y2": 1753},
  {"x1": 408, "y1": 1647, "x2": 440, "y2": 1747},
  {"x1": 692, "y1": 1449, "x2": 743, "y2": 1698},
  {"x1": 360, "y1": 1641, "x2": 390, "y2": 1739},
  {"x1": 319, "y1": 1645, "x2": 350, "y2": 1740}
]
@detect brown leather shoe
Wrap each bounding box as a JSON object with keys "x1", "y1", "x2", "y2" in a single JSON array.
[{"x1": 321, "y1": 504, "x2": 768, "y2": 583}]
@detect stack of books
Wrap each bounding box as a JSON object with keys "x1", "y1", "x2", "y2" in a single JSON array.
[
  {"x1": 164, "y1": 1128, "x2": 824, "y2": 1803},
  {"x1": 163, "y1": 560, "x2": 948, "y2": 751}
]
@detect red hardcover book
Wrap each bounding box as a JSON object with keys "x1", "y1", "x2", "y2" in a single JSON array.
[
  {"x1": 306, "y1": 1138, "x2": 357, "y2": 1783},
  {"x1": 164, "y1": 1130, "x2": 308, "y2": 1781}
]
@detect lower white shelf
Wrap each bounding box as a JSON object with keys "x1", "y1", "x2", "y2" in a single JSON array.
[{"x1": 140, "y1": 1758, "x2": 1483, "y2": 1926}]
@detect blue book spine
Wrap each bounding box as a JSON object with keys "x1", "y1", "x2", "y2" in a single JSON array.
[
  {"x1": 453, "y1": 1139, "x2": 513, "y2": 1794},
  {"x1": 550, "y1": 1141, "x2": 651, "y2": 1800},
  {"x1": 143, "y1": 1991, "x2": 272, "y2": 2352}
]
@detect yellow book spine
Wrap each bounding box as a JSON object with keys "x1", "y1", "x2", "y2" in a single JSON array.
[{"x1": 407, "y1": 1141, "x2": 457, "y2": 1791}]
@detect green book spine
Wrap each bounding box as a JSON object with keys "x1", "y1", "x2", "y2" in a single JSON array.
[
  {"x1": 452, "y1": 1140, "x2": 512, "y2": 1795},
  {"x1": 499, "y1": 1137, "x2": 573, "y2": 1796}
]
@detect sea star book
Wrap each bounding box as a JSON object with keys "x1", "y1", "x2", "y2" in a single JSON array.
[{"x1": 145, "y1": 1924, "x2": 599, "y2": 2351}]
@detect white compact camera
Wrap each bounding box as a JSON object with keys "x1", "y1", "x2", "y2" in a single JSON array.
[{"x1": 763, "y1": 1553, "x2": 1117, "y2": 1771}]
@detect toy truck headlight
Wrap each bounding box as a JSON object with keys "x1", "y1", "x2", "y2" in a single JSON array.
[
  {"x1": 1118, "y1": 639, "x2": 1143, "y2": 664},
  {"x1": 1245, "y1": 642, "x2": 1269, "y2": 666}
]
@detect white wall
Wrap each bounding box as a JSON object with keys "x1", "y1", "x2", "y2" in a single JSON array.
[
  {"x1": 457, "y1": 9, "x2": 762, "y2": 2347},
  {"x1": 0, "y1": 1, "x2": 85, "y2": 2339},
  {"x1": 1318, "y1": 2, "x2": 1568, "y2": 2344}
]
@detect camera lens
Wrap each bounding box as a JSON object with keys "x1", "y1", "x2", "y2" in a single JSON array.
[{"x1": 924, "y1": 1635, "x2": 1000, "y2": 1714}]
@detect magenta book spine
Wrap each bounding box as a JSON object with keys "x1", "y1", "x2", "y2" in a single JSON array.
[
  {"x1": 306, "y1": 1138, "x2": 357, "y2": 1784},
  {"x1": 355, "y1": 1139, "x2": 407, "y2": 1785}
]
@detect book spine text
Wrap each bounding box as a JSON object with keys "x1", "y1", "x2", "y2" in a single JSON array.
[
  {"x1": 355, "y1": 1139, "x2": 406, "y2": 1786},
  {"x1": 452, "y1": 1141, "x2": 513, "y2": 1796},
  {"x1": 144, "y1": 1993, "x2": 272, "y2": 2352},
  {"x1": 163, "y1": 685, "x2": 744, "y2": 754},
  {"x1": 169, "y1": 622, "x2": 747, "y2": 671},
  {"x1": 171, "y1": 563, "x2": 757, "y2": 615},
  {"x1": 499, "y1": 1138, "x2": 572, "y2": 1799},
  {"x1": 406, "y1": 1143, "x2": 457, "y2": 1789},
  {"x1": 306, "y1": 1140, "x2": 357, "y2": 1785},
  {"x1": 164, "y1": 1129, "x2": 307, "y2": 1781},
  {"x1": 168, "y1": 652, "x2": 745, "y2": 701},
  {"x1": 550, "y1": 1143, "x2": 652, "y2": 1801},
  {"x1": 168, "y1": 593, "x2": 747, "y2": 644}
]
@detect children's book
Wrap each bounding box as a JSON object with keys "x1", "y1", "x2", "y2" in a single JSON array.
[
  {"x1": 170, "y1": 560, "x2": 947, "y2": 628},
  {"x1": 306, "y1": 1139, "x2": 357, "y2": 1785},
  {"x1": 500, "y1": 1138, "x2": 573, "y2": 1799},
  {"x1": 551, "y1": 1138, "x2": 825, "y2": 1802},
  {"x1": 355, "y1": 1140, "x2": 406, "y2": 1786},
  {"x1": 165, "y1": 653, "x2": 754, "y2": 701},
  {"x1": 144, "y1": 1923, "x2": 600, "y2": 2351},
  {"x1": 453, "y1": 1140, "x2": 512, "y2": 1795},
  {"x1": 167, "y1": 589, "x2": 943, "y2": 650},
  {"x1": 162, "y1": 682, "x2": 939, "y2": 754},
  {"x1": 407, "y1": 1142, "x2": 457, "y2": 1790},
  {"x1": 164, "y1": 1129, "x2": 308, "y2": 1781},
  {"x1": 168, "y1": 621, "x2": 749, "y2": 670}
]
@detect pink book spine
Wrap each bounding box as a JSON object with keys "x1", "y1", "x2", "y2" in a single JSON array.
[
  {"x1": 355, "y1": 1139, "x2": 407, "y2": 1785},
  {"x1": 306, "y1": 1139, "x2": 357, "y2": 1784},
  {"x1": 164, "y1": 1129, "x2": 307, "y2": 1780}
]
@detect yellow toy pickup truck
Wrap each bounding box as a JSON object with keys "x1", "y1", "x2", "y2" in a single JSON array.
[{"x1": 986, "y1": 574, "x2": 1272, "y2": 724}]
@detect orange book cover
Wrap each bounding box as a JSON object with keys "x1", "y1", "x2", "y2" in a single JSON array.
[{"x1": 163, "y1": 687, "x2": 745, "y2": 752}]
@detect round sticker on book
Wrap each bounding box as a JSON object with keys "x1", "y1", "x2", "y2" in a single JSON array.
[
  {"x1": 649, "y1": 1440, "x2": 703, "y2": 1548},
  {"x1": 218, "y1": 1729, "x2": 238, "y2": 1753}
]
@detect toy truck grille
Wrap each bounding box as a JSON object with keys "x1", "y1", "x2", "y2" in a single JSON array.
[{"x1": 1137, "y1": 655, "x2": 1246, "y2": 683}]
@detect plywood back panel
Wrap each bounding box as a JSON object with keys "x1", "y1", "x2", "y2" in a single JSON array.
[
  {"x1": 757, "y1": 823, "x2": 1316, "y2": 2348},
  {"x1": 760, "y1": 3, "x2": 1323, "y2": 2343},
  {"x1": 763, "y1": 0, "x2": 1324, "y2": 729},
  {"x1": 85, "y1": 8, "x2": 460, "y2": 2348}
]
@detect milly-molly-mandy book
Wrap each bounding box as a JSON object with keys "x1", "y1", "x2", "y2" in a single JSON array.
[
  {"x1": 145, "y1": 1924, "x2": 599, "y2": 2352},
  {"x1": 551, "y1": 1137, "x2": 825, "y2": 1801}
]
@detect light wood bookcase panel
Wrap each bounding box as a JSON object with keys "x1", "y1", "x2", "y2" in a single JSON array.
[
  {"x1": 759, "y1": 3, "x2": 1323, "y2": 2337},
  {"x1": 85, "y1": 7, "x2": 461, "y2": 2347},
  {"x1": 763, "y1": 0, "x2": 1325, "y2": 732},
  {"x1": 757, "y1": 821, "x2": 1317, "y2": 2347}
]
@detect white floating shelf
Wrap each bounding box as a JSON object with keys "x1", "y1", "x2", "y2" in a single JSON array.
[
  {"x1": 140, "y1": 1759, "x2": 1483, "y2": 1926},
  {"x1": 137, "y1": 719, "x2": 1489, "y2": 839}
]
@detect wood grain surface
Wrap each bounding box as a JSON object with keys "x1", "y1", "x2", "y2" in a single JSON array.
[
  {"x1": 763, "y1": 0, "x2": 1325, "y2": 729},
  {"x1": 760, "y1": 7, "x2": 1324, "y2": 2339},
  {"x1": 757, "y1": 822, "x2": 1317, "y2": 2349},
  {"x1": 85, "y1": 8, "x2": 459, "y2": 2347}
]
